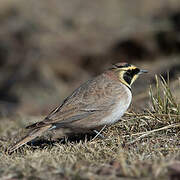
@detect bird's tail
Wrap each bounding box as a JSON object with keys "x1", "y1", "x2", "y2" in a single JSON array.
[{"x1": 8, "y1": 124, "x2": 52, "y2": 154}]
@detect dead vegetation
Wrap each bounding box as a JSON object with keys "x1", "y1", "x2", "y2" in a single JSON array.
[
  {"x1": 0, "y1": 1, "x2": 180, "y2": 179},
  {"x1": 0, "y1": 76, "x2": 179, "y2": 180}
]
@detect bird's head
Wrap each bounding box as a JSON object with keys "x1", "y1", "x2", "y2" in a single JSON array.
[{"x1": 110, "y1": 62, "x2": 148, "y2": 88}]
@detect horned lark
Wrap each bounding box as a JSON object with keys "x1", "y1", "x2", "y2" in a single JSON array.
[{"x1": 8, "y1": 62, "x2": 147, "y2": 153}]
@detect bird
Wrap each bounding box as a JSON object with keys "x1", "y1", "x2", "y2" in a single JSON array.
[{"x1": 8, "y1": 62, "x2": 147, "y2": 153}]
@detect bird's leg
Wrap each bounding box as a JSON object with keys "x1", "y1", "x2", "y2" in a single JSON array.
[
  {"x1": 92, "y1": 125, "x2": 106, "y2": 140},
  {"x1": 93, "y1": 130, "x2": 105, "y2": 139}
]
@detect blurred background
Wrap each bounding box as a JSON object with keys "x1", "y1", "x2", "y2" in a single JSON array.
[{"x1": 0, "y1": 0, "x2": 180, "y2": 117}]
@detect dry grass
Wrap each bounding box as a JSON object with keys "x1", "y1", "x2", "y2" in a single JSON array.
[{"x1": 0, "y1": 76, "x2": 180, "y2": 180}]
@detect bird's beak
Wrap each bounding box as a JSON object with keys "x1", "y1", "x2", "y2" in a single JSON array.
[{"x1": 139, "y1": 69, "x2": 148, "y2": 74}]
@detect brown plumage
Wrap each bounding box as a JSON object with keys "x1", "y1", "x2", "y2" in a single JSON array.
[{"x1": 8, "y1": 62, "x2": 147, "y2": 153}]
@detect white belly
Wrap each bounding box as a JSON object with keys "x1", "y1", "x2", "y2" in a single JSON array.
[{"x1": 101, "y1": 86, "x2": 132, "y2": 125}]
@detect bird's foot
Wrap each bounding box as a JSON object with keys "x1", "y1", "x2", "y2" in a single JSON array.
[
  {"x1": 91, "y1": 125, "x2": 106, "y2": 140},
  {"x1": 93, "y1": 130, "x2": 105, "y2": 139}
]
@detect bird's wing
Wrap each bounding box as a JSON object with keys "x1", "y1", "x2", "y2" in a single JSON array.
[{"x1": 26, "y1": 75, "x2": 123, "y2": 129}]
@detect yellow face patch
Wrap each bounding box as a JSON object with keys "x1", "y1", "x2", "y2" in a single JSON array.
[
  {"x1": 130, "y1": 74, "x2": 139, "y2": 85},
  {"x1": 114, "y1": 65, "x2": 140, "y2": 88},
  {"x1": 118, "y1": 71, "x2": 131, "y2": 88},
  {"x1": 117, "y1": 66, "x2": 137, "y2": 71},
  {"x1": 111, "y1": 63, "x2": 147, "y2": 88}
]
